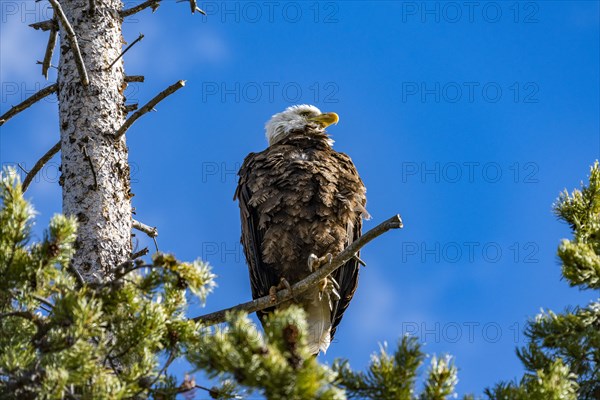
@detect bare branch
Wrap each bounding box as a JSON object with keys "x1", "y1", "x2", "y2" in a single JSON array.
[
  {"x1": 30, "y1": 19, "x2": 57, "y2": 32},
  {"x1": 124, "y1": 104, "x2": 138, "y2": 113},
  {"x1": 191, "y1": 1, "x2": 206, "y2": 15},
  {"x1": 0, "y1": 311, "x2": 43, "y2": 328},
  {"x1": 41, "y1": 19, "x2": 58, "y2": 79},
  {"x1": 32, "y1": 295, "x2": 54, "y2": 310},
  {"x1": 132, "y1": 219, "x2": 158, "y2": 238},
  {"x1": 193, "y1": 214, "x2": 404, "y2": 326},
  {"x1": 115, "y1": 80, "x2": 185, "y2": 138},
  {"x1": 131, "y1": 247, "x2": 149, "y2": 260},
  {"x1": 176, "y1": 0, "x2": 206, "y2": 14},
  {"x1": 18, "y1": 164, "x2": 31, "y2": 175},
  {"x1": 36, "y1": 60, "x2": 57, "y2": 70},
  {"x1": 48, "y1": 0, "x2": 90, "y2": 87},
  {"x1": 125, "y1": 75, "x2": 145, "y2": 83},
  {"x1": 120, "y1": 0, "x2": 162, "y2": 18},
  {"x1": 0, "y1": 84, "x2": 57, "y2": 127},
  {"x1": 112, "y1": 248, "x2": 149, "y2": 277},
  {"x1": 108, "y1": 33, "x2": 144, "y2": 70},
  {"x1": 139, "y1": 351, "x2": 177, "y2": 398},
  {"x1": 88, "y1": 0, "x2": 96, "y2": 15},
  {"x1": 22, "y1": 140, "x2": 61, "y2": 192},
  {"x1": 107, "y1": 262, "x2": 157, "y2": 287}
]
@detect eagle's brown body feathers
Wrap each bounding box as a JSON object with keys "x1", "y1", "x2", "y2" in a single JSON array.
[{"x1": 235, "y1": 112, "x2": 367, "y2": 354}]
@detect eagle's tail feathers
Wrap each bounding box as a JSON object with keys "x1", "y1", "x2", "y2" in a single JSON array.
[{"x1": 305, "y1": 294, "x2": 332, "y2": 355}]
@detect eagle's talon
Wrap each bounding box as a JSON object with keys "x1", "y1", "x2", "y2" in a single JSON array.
[
  {"x1": 311, "y1": 253, "x2": 339, "y2": 304},
  {"x1": 329, "y1": 276, "x2": 340, "y2": 291},
  {"x1": 318, "y1": 276, "x2": 341, "y2": 304},
  {"x1": 325, "y1": 253, "x2": 333, "y2": 265},
  {"x1": 331, "y1": 287, "x2": 341, "y2": 301},
  {"x1": 326, "y1": 284, "x2": 341, "y2": 310},
  {"x1": 307, "y1": 254, "x2": 319, "y2": 272},
  {"x1": 308, "y1": 252, "x2": 334, "y2": 272},
  {"x1": 278, "y1": 277, "x2": 299, "y2": 303},
  {"x1": 269, "y1": 285, "x2": 278, "y2": 303},
  {"x1": 270, "y1": 278, "x2": 297, "y2": 304},
  {"x1": 278, "y1": 277, "x2": 291, "y2": 291}
]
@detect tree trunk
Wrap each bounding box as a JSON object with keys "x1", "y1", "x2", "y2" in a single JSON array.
[{"x1": 57, "y1": 0, "x2": 131, "y2": 282}]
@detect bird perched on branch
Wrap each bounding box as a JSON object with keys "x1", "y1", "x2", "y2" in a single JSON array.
[{"x1": 234, "y1": 104, "x2": 368, "y2": 355}]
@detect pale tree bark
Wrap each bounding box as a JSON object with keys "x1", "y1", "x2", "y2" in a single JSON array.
[{"x1": 57, "y1": 0, "x2": 131, "y2": 282}]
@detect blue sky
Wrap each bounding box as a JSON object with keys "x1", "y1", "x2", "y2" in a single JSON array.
[{"x1": 1, "y1": 0, "x2": 599, "y2": 396}]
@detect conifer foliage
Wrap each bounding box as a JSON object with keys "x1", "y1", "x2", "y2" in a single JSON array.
[
  {"x1": 485, "y1": 162, "x2": 600, "y2": 400},
  {"x1": 0, "y1": 169, "x2": 215, "y2": 398},
  {"x1": 1, "y1": 163, "x2": 599, "y2": 399}
]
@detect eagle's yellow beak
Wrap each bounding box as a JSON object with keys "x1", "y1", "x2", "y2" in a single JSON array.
[{"x1": 309, "y1": 112, "x2": 339, "y2": 128}]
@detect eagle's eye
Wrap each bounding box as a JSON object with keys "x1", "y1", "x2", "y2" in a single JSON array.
[{"x1": 299, "y1": 111, "x2": 312, "y2": 117}]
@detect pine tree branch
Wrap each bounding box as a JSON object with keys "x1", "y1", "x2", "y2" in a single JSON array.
[
  {"x1": 176, "y1": 0, "x2": 206, "y2": 14},
  {"x1": 120, "y1": 0, "x2": 162, "y2": 17},
  {"x1": 125, "y1": 75, "x2": 145, "y2": 83},
  {"x1": 22, "y1": 140, "x2": 61, "y2": 192},
  {"x1": 140, "y1": 351, "x2": 176, "y2": 398},
  {"x1": 131, "y1": 247, "x2": 149, "y2": 260},
  {"x1": 41, "y1": 18, "x2": 58, "y2": 79},
  {"x1": 109, "y1": 263, "x2": 153, "y2": 285},
  {"x1": 30, "y1": 19, "x2": 57, "y2": 32},
  {"x1": 0, "y1": 311, "x2": 43, "y2": 328},
  {"x1": 108, "y1": 33, "x2": 144, "y2": 70},
  {"x1": 32, "y1": 295, "x2": 54, "y2": 310},
  {"x1": 124, "y1": 104, "x2": 138, "y2": 113},
  {"x1": 193, "y1": 214, "x2": 404, "y2": 326},
  {"x1": 115, "y1": 80, "x2": 185, "y2": 138},
  {"x1": 48, "y1": 0, "x2": 90, "y2": 87},
  {"x1": 189, "y1": 0, "x2": 206, "y2": 15},
  {"x1": 132, "y1": 219, "x2": 158, "y2": 238},
  {"x1": 0, "y1": 84, "x2": 57, "y2": 126},
  {"x1": 111, "y1": 247, "x2": 147, "y2": 269}
]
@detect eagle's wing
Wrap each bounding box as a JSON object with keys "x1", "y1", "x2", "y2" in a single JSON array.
[
  {"x1": 234, "y1": 152, "x2": 279, "y2": 322},
  {"x1": 329, "y1": 151, "x2": 367, "y2": 340}
]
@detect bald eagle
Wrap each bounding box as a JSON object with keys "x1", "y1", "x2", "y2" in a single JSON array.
[{"x1": 234, "y1": 105, "x2": 368, "y2": 355}]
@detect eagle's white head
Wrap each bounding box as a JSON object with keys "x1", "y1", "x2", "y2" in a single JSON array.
[{"x1": 265, "y1": 104, "x2": 339, "y2": 146}]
